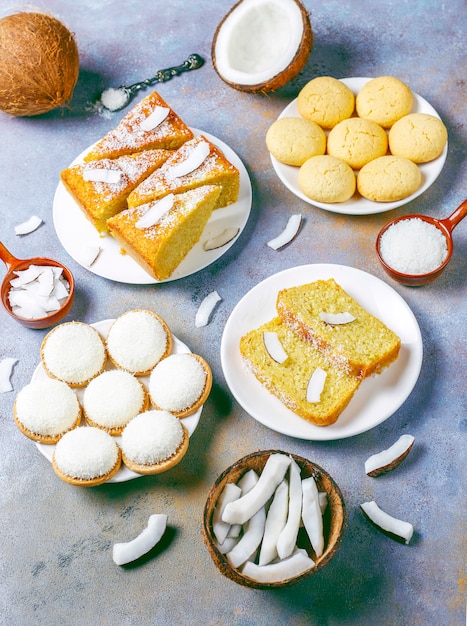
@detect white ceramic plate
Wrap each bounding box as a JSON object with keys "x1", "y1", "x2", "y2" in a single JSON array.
[
  {"x1": 271, "y1": 77, "x2": 448, "y2": 215},
  {"x1": 34, "y1": 319, "x2": 203, "y2": 483},
  {"x1": 221, "y1": 264, "x2": 423, "y2": 441},
  {"x1": 53, "y1": 129, "x2": 252, "y2": 284}
]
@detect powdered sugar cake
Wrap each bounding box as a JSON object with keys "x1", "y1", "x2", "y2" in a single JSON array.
[
  {"x1": 84, "y1": 90, "x2": 193, "y2": 161},
  {"x1": 127, "y1": 134, "x2": 240, "y2": 210},
  {"x1": 61, "y1": 149, "x2": 172, "y2": 233}
]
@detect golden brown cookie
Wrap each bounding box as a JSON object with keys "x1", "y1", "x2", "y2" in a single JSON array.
[
  {"x1": 356, "y1": 76, "x2": 413, "y2": 128},
  {"x1": 357, "y1": 155, "x2": 422, "y2": 202},
  {"x1": 327, "y1": 117, "x2": 388, "y2": 169},
  {"x1": 388, "y1": 113, "x2": 448, "y2": 163},
  {"x1": 297, "y1": 76, "x2": 355, "y2": 129},
  {"x1": 298, "y1": 155, "x2": 356, "y2": 203},
  {"x1": 266, "y1": 117, "x2": 326, "y2": 166}
]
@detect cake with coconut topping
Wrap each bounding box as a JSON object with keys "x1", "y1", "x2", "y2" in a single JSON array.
[
  {"x1": 121, "y1": 409, "x2": 189, "y2": 474},
  {"x1": 14, "y1": 378, "x2": 81, "y2": 444},
  {"x1": 52, "y1": 426, "x2": 121, "y2": 486},
  {"x1": 41, "y1": 322, "x2": 107, "y2": 387},
  {"x1": 83, "y1": 370, "x2": 148, "y2": 435},
  {"x1": 148, "y1": 353, "x2": 212, "y2": 417},
  {"x1": 106, "y1": 309, "x2": 172, "y2": 376}
]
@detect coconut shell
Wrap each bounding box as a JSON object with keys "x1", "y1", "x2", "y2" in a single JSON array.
[
  {"x1": 0, "y1": 12, "x2": 79, "y2": 116},
  {"x1": 212, "y1": 0, "x2": 313, "y2": 94}
]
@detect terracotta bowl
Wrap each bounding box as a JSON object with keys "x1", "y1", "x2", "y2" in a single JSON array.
[
  {"x1": 202, "y1": 449, "x2": 347, "y2": 589},
  {"x1": 0, "y1": 243, "x2": 75, "y2": 329}
]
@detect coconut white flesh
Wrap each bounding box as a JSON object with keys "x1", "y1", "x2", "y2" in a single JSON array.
[
  {"x1": 242, "y1": 549, "x2": 315, "y2": 583},
  {"x1": 202, "y1": 227, "x2": 240, "y2": 251},
  {"x1": 0, "y1": 357, "x2": 17, "y2": 393},
  {"x1": 212, "y1": 482, "x2": 242, "y2": 545},
  {"x1": 214, "y1": 0, "x2": 305, "y2": 86},
  {"x1": 222, "y1": 454, "x2": 291, "y2": 525},
  {"x1": 238, "y1": 469, "x2": 259, "y2": 495},
  {"x1": 306, "y1": 367, "x2": 327, "y2": 403},
  {"x1": 267, "y1": 214, "x2": 302, "y2": 250},
  {"x1": 276, "y1": 458, "x2": 302, "y2": 560},
  {"x1": 139, "y1": 106, "x2": 169, "y2": 131},
  {"x1": 364, "y1": 434, "x2": 415, "y2": 477},
  {"x1": 360, "y1": 500, "x2": 414, "y2": 544},
  {"x1": 226, "y1": 503, "x2": 267, "y2": 568},
  {"x1": 77, "y1": 245, "x2": 101, "y2": 267},
  {"x1": 195, "y1": 290, "x2": 222, "y2": 327},
  {"x1": 135, "y1": 194, "x2": 175, "y2": 229},
  {"x1": 319, "y1": 311, "x2": 356, "y2": 325},
  {"x1": 216, "y1": 535, "x2": 239, "y2": 554},
  {"x1": 258, "y1": 478, "x2": 289, "y2": 566},
  {"x1": 8, "y1": 265, "x2": 70, "y2": 319},
  {"x1": 301, "y1": 476, "x2": 324, "y2": 557},
  {"x1": 14, "y1": 215, "x2": 42, "y2": 235},
  {"x1": 167, "y1": 141, "x2": 210, "y2": 179},
  {"x1": 83, "y1": 168, "x2": 121, "y2": 184},
  {"x1": 263, "y1": 331, "x2": 288, "y2": 364},
  {"x1": 112, "y1": 514, "x2": 168, "y2": 565}
]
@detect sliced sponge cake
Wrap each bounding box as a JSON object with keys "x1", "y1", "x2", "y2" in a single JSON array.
[
  {"x1": 107, "y1": 185, "x2": 221, "y2": 281},
  {"x1": 127, "y1": 134, "x2": 240, "y2": 210},
  {"x1": 276, "y1": 279, "x2": 401, "y2": 378}
]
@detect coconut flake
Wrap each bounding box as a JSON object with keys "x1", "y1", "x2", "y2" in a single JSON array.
[
  {"x1": 112, "y1": 514, "x2": 168, "y2": 565},
  {"x1": 203, "y1": 227, "x2": 240, "y2": 251},
  {"x1": 365, "y1": 434, "x2": 415, "y2": 477},
  {"x1": 267, "y1": 214, "x2": 302, "y2": 250},
  {"x1": 195, "y1": 290, "x2": 222, "y2": 327},
  {"x1": 8, "y1": 265, "x2": 70, "y2": 320},
  {"x1": 77, "y1": 246, "x2": 102, "y2": 267},
  {"x1": 135, "y1": 194, "x2": 175, "y2": 229},
  {"x1": 0, "y1": 357, "x2": 18, "y2": 393},
  {"x1": 83, "y1": 168, "x2": 121, "y2": 184},
  {"x1": 263, "y1": 331, "x2": 288, "y2": 364},
  {"x1": 306, "y1": 367, "x2": 327, "y2": 402},
  {"x1": 360, "y1": 500, "x2": 414, "y2": 544},
  {"x1": 167, "y1": 141, "x2": 210, "y2": 179},
  {"x1": 319, "y1": 311, "x2": 356, "y2": 325},
  {"x1": 140, "y1": 106, "x2": 170, "y2": 131},
  {"x1": 15, "y1": 215, "x2": 42, "y2": 235}
]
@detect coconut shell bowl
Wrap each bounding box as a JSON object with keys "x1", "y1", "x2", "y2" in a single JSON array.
[
  {"x1": 202, "y1": 449, "x2": 347, "y2": 589},
  {"x1": 0, "y1": 242, "x2": 75, "y2": 329}
]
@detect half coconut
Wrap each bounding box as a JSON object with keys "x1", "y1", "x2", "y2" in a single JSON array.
[{"x1": 212, "y1": 0, "x2": 313, "y2": 93}]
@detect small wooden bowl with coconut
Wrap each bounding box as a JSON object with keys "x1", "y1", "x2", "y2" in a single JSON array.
[{"x1": 202, "y1": 449, "x2": 346, "y2": 589}]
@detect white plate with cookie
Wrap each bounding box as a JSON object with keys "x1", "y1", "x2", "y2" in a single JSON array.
[
  {"x1": 271, "y1": 77, "x2": 448, "y2": 215},
  {"x1": 34, "y1": 319, "x2": 203, "y2": 482},
  {"x1": 221, "y1": 264, "x2": 423, "y2": 441},
  {"x1": 53, "y1": 129, "x2": 252, "y2": 284}
]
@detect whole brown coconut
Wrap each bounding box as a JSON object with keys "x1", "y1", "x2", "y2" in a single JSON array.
[
  {"x1": 0, "y1": 12, "x2": 79, "y2": 116},
  {"x1": 212, "y1": 0, "x2": 313, "y2": 93}
]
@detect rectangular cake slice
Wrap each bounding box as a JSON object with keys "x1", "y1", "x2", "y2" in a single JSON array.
[
  {"x1": 276, "y1": 278, "x2": 401, "y2": 379},
  {"x1": 240, "y1": 317, "x2": 361, "y2": 427},
  {"x1": 107, "y1": 185, "x2": 221, "y2": 281},
  {"x1": 127, "y1": 134, "x2": 240, "y2": 210},
  {"x1": 60, "y1": 149, "x2": 172, "y2": 233},
  {"x1": 84, "y1": 90, "x2": 193, "y2": 162}
]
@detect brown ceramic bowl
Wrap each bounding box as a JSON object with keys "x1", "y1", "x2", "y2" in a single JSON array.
[
  {"x1": 202, "y1": 449, "x2": 347, "y2": 589},
  {"x1": 0, "y1": 242, "x2": 75, "y2": 329}
]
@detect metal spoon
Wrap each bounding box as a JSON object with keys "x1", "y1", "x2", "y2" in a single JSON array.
[{"x1": 99, "y1": 53, "x2": 204, "y2": 112}]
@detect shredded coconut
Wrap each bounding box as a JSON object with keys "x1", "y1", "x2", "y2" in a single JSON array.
[
  {"x1": 83, "y1": 370, "x2": 145, "y2": 428},
  {"x1": 121, "y1": 410, "x2": 183, "y2": 464},
  {"x1": 149, "y1": 353, "x2": 206, "y2": 412},
  {"x1": 54, "y1": 427, "x2": 119, "y2": 479},
  {"x1": 100, "y1": 87, "x2": 129, "y2": 112},
  {"x1": 379, "y1": 218, "x2": 448, "y2": 274}
]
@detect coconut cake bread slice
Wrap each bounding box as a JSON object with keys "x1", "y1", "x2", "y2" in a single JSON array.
[
  {"x1": 276, "y1": 278, "x2": 401, "y2": 379},
  {"x1": 240, "y1": 317, "x2": 361, "y2": 427},
  {"x1": 84, "y1": 90, "x2": 193, "y2": 162},
  {"x1": 127, "y1": 134, "x2": 240, "y2": 210}
]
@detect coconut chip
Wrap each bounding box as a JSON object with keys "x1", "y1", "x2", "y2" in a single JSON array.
[
  {"x1": 203, "y1": 227, "x2": 240, "y2": 251},
  {"x1": 195, "y1": 290, "x2": 222, "y2": 327},
  {"x1": 167, "y1": 141, "x2": 210, "y2": 179},
  {"x1": 15, "y1": 215, "x2": 43, "y2": 235},
  {"x1": 267, "y1": 214, "x2": 302, "y2": 250},
  {"x1": 8, "y1": 265, "x2": 69, "y2": 320},
  {"x1": 140, "y1": 106, "x2": 170, "y2": 131},
  {"x1": 0, "y1": 357, "x2": 18, "y2": 393},
  {"x1": 77, "y1": 246, "x2": 102, "y2": 267},
  {"x1": 319, "y1": 312, "x2": 356, "y2": 325},
  {"x1": 135, "y1": 195, "x2": 175, "y2": 229},
  {"x1": 83, "y1": 168, "x2": 121, "y2": 184},
  {"x1": 306, "y1": 367, "x2": 327, "y2": 403}
]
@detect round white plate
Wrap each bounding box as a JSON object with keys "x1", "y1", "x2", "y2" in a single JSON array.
[
  {"x1": 34, "y1": 319, "x2": 203, "y2": 483},
  {"x1": 53, "y1": 129, "x2": 252, "y2": 284},
  {"x1": 221, "y1": 264, "x2": 423, "y2": 441},
  {"x1": 271, "y1": 77, "x2": 448, "y2": 215}
]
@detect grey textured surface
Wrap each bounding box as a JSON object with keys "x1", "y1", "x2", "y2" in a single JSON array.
[{"x1": 0, "y1": 1, "x2": 465, "y2": 624}]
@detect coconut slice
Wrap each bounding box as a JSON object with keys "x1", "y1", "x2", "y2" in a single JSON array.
[
  {"x1": 212, "y1": 0, "x2": 313, "y2": 93},
  {"x1": 15, "y1": 215, "x2": 42, "y2": 235},
  {"x1": 83, "y1": 168, "x2": 121, "y2": 184},
  {"x1": 112, "y1": 514, "x2": 168, "y2": 565},
  {"x1": 263, "y1": 331, "x2": 288, "y2": 364},
  {"x1": 77, "y1": 246, "x2": 101, "y2": 267},
  {"x1": 203, "y1": 227, "x2": 240, "y2": 251},
  {"x1": 319, "y1": 312, "x2": 356, "y2": 325},
  {"x1": 360, "y1": 500, "x2": 414, "y2": 544},
  {"x1": 167, "y1": 141, "x2": 210, "y2": 179},
  {"x1": 242, "y1": 549, "x2": 315, "y2": 583},
  {"x1": 212, "y1": 482, "x2": 242, "y2": 545},
  {"x1": 195, "y1": 290, "x2": 222, "y2": 327},
  {"x1": 267, "y1": 214, "x2": 302, "y2": 250},
  {"x1": 306, "y1": 367, "x2": 327, "y2": 403},
  {"x1": 365, "y1": 434, "x2": 415, "y2": 477},
  {"x1": 135, "y1": 194, "x2": 175, "y2": 229},
  {"x1": 0, "y1": 357, "x2": 17, "y2": 393},
  {"x1": 140, "y1": 106, "x2": 170, "y2": 131}
]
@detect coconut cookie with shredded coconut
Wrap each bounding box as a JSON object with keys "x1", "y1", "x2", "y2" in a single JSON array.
[
  {"x1": 148, "y1": 353, "x2": 212, "y2": 417},
  {"x1": 106, "y1": 309, "x2": 172, "y2": 376},
  {"x1": 41, "y1": 322, "x2": 107, "y2": 387},
  {"x1": 120, "y1": 410, "x2": 189, "y2": 474},
  {"x1": 52, "y1": 426, "x2": 122, "y2": 486},
  {"x1": 83, "y1": 370, "x2": 149, "y2": 436},
  {"x1": 14, "y1": 378, "x2": 81, "y2": 444}
]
